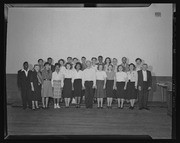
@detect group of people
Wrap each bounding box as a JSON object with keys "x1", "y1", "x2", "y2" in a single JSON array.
[{"x1": 17, "y1": 56, "x2": 152, "y2": 110}]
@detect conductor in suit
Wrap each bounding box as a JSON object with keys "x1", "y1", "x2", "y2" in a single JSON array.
[
  {"x1": 17, "y1": 62, "x2": 32, "y2": 109},
  {"x1": 137, "y1": 63, "x2": 152, "y2": 110}
]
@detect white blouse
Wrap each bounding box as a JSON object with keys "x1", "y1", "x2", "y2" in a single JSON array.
[
  {"x1": 116, "y1": 71, "x2": 128, "y2": 82},
  {"x1": 127, "y1": 71, "x2": 138, "y2": 86},
  {"x1": 60, "y1": 66, "x2": 66, "y2": 75},
  {"x1": 51, "y1": 71, "x2": 64, "y2": 87},
  {"x1": 96, "y1": 70, "x2": 107, "y2": 80},
  {"x1": 64, "y1": 69, "x2": 74, "y2": 79}
]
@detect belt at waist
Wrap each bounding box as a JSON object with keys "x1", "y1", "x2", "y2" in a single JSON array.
[{"x1": 44, "y1": 79, "x2": 51, "y2": 81}]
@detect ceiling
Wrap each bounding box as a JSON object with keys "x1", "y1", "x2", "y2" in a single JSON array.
[{"x1": 5, "y1": 3, "x2": 151, "y2": 8}]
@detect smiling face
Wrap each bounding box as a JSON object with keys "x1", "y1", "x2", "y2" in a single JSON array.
[
  {"x1": 23, "y1": 62, "x2": 29, "y2": 71},
  {"x1": 86, "y1": 61, "x2": 91, "y2": 68},
  {"x1": 129, "y1": 65, "x2": 134, "y2": 71},
  {"x1": 34, "y1": 65, "x2": 40, "y2": 72},
  {"x1": 45, "y1": 64, "x2": 49, "y2": 70},
  {"x1": 142, "y1": 64, "x2": 148, "y2": 71},
  {"x1": 113, "y1": 58, "x2": 117, "y2": 65},
  {"x1": 55, "y1": 65, "x2": 60, "y2": 72},
  {"x1": 66, "y1": 64, "x2": 71, "y2": 70},
  {"x1": 118, "y1": 65, "x2": 123, "y2": 72},
  {"x1": 122, "y1": 57, "x2": 127, "y2": 64},
  {"x1": 106, "y1": 58, "x2": 110, "y2": 64}
]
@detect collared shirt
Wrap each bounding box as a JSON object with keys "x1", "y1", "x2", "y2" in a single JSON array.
[
  {"x1": 96, "y1": 70, "x2": 107, "y2": 80},
  {"x1": 106, "y1": 70, "x2": 115, "y2": 80},
  {"x1": 116, "y1": 71, "x2": 128, "y2": 82},
  {"x1": 82, "y1": 68, "x2": 96, "y2": 87},
  {"x1": 142, "y1": 70, "x2": 147, "y2": 81},
  {"x1": 21, "y1": 69, "x2": 29, "y2": 77},
  {"x1": 127, "y1": 71, "x2": 138, "y2": 86},
  {"x1": 51, "y1": 71, "x2": 64, "y2": 87}
]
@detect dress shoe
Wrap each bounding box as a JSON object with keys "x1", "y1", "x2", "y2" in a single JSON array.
[{"x1": 144, "y1": 107, "x2": 150, "y2": 110}]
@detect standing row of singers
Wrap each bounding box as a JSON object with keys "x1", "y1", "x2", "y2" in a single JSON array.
[{"x1": 17, "y1": 56, "x2": 152, "y2": 110}]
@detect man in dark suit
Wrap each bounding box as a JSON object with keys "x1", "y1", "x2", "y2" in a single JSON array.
[
  {"x1": 17, "y1": 62, "x2": 32, "y2": 109},
  {"x1": 137, "y1": 63, "x2": 152, "y2": 110}
]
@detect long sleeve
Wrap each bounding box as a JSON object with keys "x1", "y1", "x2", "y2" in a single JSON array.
[
  {"x1": 93, "y1": 70, "x2": 96, "y2": 87},
  {"x1": 51, "y1": 72, "x2": 54, "y2": 87},
  {"x1": 135, "y1": 71, "x2": 138, "y2": 87},
  {"x1": 17, "y1": 70, "x2": 21, "y2": 89},
  {"x1": 82, "y1": 70, "x2": 85, "y2": 87},
  {"x1": 148, "y1": 71, "x2": 152, "y2": 87}
]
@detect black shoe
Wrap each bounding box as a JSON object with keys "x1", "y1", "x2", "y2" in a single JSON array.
[
  {"x1": 101, "y1": 107, "x2": 103, "y2": 109},
  {"x1": 120, "y1": 107, "x2": 123, "y2": 109},
  {"x1": 144, "y1": 107, "x2": 150, "y2": 110},
  {"x1": 139, "y1": 107, "x2": 143, "y2": 110},
  {"x1": 132, "y1": 106, "x2": 134, "y2": 110},
  {"x1": 129, "y1": 106, "x2": 132, "y2": 109},
  {"x1": 118, "y1": 107, "x2": 120, "y2": 109}
]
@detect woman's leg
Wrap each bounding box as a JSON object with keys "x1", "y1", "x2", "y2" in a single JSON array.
[
  {"x1": 67, "y1": 98, "x2": 70, "y2": 107},
  {"x1": 54, "y1": 98, "x2": 56, "y2": 108},
  {"x1": 121, "y1": 99, "x2": 124, "y2": 108},
  {"x1": 77, "y1": 97, "x2": 81, "y2": 107},
  {"x1": 117, "y1": 98, "x2": 120, "y2": 108},
  {"x1": 107, "y1": 98, "x2": 109, "y2": 107},
  {"x1": 110, "y1": 98, "x2": 112, "y2": 107},
  {"x1": 35, "y1": 101, "x2": 39, "y2": 108},
  {"x1": 45, "y1": 97, "x2": 49, "y2": 108},
  {"x1": 57, "y1": 98, "x2": 60, "y2": 108},
  {"x1": 132, "y1": 99, "x2": 135, "y2": 107},
  {"x1": 75, "y1": 97, "x2": 78, "y2": 107},
  {"x1": 42, "y1": 97, "x2": 45, "y2": 108},
  {"x1": 97, "y1": 98, "x2": 100, "y2": 108},
  {"x1": 32, "y1": 101, "x2": 35, "y2": 109},
  {"x1": 100, "y1": 98, "x2": 103, "y2": 108},
  {"x1": 64, "y1": 98, "x2": 67, "y2": 107}
]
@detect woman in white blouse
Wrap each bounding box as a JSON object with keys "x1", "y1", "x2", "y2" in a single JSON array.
[
  {"x1": 51, "y1": 63, "x2": 64, "y2": 108},
  {"x1": 115, "y1": 65, "x2": 128, "y2": 109},
  {"x1": 63, "y1": 62, "x2": 74, "y2": 108},
  {"x1": 95, "y1": 64, "x2": 107, "y2": 108},
  {"x1": 126, "y1": 63, "x2": 138, "y2": 109},
  {"x1": 72, "y1": 62, "x2": 83, "y2": 108}
]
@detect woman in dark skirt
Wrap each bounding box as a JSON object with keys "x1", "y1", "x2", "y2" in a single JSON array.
[
  {"x1": 95, "y1": 64, "x2": 107, "y2": 108},
  {"x1": 106, "y1": 64, "x2": 116, "y2": 108},
  {"x1": 72, "y1": 62, "x2": 83, "y2": 108},
  {"x1": 63, "y1": 62, "x2": 73, "y2": 107},
  {"x1": 115, "y1": 65, "x2": 128, "y2": 109},
  {"x1": 30, "y1": 64, "x2": 42, "y2": 110},
  {"x1": 126, "y1": 63, "x2": 138, "y2": 109}
]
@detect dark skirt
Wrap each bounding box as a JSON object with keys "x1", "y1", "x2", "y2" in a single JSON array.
[
  {"x1": 31, "y1": 84, "x2": 41, "y2": 101},
  {"x1": 73, "y1": 79, "x2": 82, "y2": 97},
  {"x1": 63, "y1": 78, "x2": 72, "y2": 98},
  {"x1": 126, "y1": 82, "x2": 137, "y2": 100},
  {"x1": 95, "y1": 80, "x2": 106, "y2": 98},
  {"x1": 116, "y1": 82, "x2": 125, "y2": 99},
  {"x1": 106, "y1": 80, "x2": 114, "y2": 97}
]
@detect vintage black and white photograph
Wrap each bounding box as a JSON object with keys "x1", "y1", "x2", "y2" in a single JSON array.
[{"x1": 4, "y1": 3, "x2": 175, "y2": 140}]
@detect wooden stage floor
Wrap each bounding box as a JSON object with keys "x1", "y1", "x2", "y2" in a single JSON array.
[{"x1": 7, "y1": 102, "x2": 172, "y2": 139}]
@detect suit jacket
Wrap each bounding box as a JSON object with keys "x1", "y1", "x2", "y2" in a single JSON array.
[
  {"x1": 17, "y1": 69, "x2": 32, "y2": 90},
  {"x1": 137, "y1": 70, "x2": 152, "y2": 88}
]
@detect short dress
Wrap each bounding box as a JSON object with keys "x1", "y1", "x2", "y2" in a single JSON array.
[
  {"x1": 41, "y1": 69, "x2": 53, "y2": 98},
  {"x1": 30, "y1": 71, "x2": 42, "y2": 101}
]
